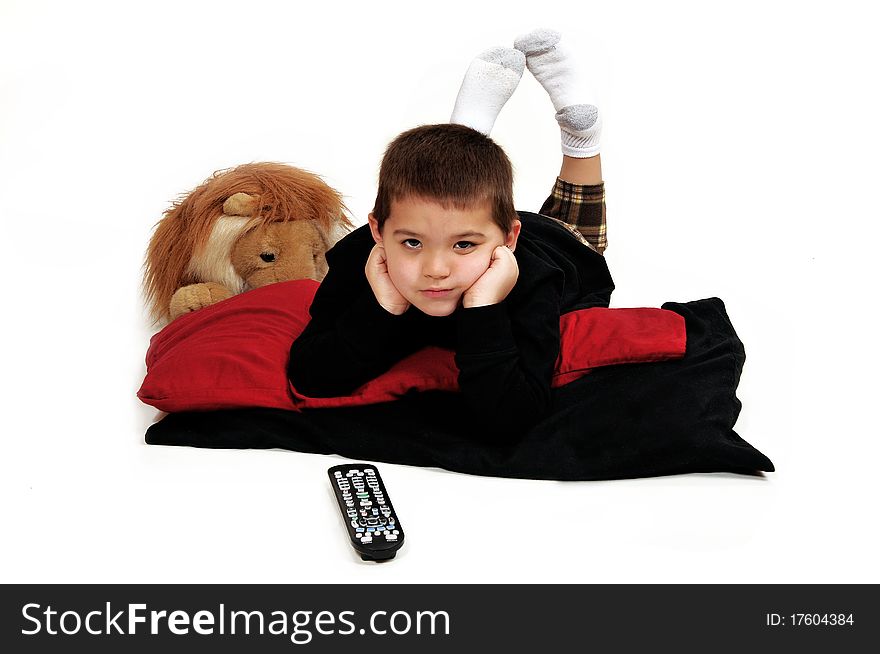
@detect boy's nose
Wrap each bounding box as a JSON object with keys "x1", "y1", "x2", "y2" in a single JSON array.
[{"x1": 422, "y1": 253, "x2": 450, "y2": 279}]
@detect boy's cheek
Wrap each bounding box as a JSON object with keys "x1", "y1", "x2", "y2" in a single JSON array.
[
  {"x1": 384, "y1": 259, "x2": 411, "y2": 290},
  {"x1": 465, "y1": 256, "x2": 494, "y2": 282}
]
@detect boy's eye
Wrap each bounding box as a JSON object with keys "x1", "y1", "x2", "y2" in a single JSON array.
[
  {"x1": 402, "y1": 239, "x2": 421, "y2": 249},
  {"x1": 453, "y1": 241, "x2": 476, "y2": 251}
]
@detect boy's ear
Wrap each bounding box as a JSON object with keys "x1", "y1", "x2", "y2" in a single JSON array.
[
  {"x1": 505, "y1": 219, "x2": 522, "y2": 252},
  {"x1": 367, "y1": 213, "x2": 383, "y2": 245}
]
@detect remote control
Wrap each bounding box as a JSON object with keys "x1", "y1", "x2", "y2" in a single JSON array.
[{"x1": 328, "y1": 463, "x2": 404, "y2": 561}]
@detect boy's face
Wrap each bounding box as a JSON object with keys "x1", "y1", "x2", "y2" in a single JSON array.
[{"x1": 368, "y1": 196, "x2": 521, "y2": 317}]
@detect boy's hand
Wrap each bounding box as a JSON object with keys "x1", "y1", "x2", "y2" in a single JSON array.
[
  {"x1": 365, "y1": 244, "x2": 410, "y2": 315},
  {"x1": 462, "y1": 245, "x2": 519, "y2": 308}
]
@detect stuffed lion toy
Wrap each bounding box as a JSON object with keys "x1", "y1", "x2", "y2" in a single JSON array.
[{"x1": 144, "y1": 162, "x2": 353, "y2": 324}]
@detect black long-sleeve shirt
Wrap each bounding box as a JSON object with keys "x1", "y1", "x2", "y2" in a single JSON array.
[{"x1": 287, "y1": 210, "x2": 614, "y2": 436}]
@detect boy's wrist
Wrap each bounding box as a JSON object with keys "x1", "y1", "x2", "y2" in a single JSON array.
[
  {"x1": 462, "y1": 296, "x2": 500, "y2": 309},
  {"x1": 462, "y1": 285, "x2": 513, "y2": 308},
  {"x1": 376, "y1": 297, "x2": 410, "y2": 315}
]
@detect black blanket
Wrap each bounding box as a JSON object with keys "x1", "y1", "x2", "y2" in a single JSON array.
[{"x1": 145, "y1": 297, "x2": 774, "y2": 480}]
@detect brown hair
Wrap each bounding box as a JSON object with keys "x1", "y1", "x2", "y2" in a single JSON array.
[
  {"x1": 143, "y1": 162, "x2": 352, "y2": 323},
  {"x1": 371, "y1": 124, "x2": 517, "y2": 233}
]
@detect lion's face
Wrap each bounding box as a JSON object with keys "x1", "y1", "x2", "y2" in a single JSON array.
[{"x1": 231, "y1": 220, "x2": 331, "y2": 290}]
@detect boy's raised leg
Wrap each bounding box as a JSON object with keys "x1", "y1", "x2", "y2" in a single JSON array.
[{"x1": 516, "y1": 28, "x2": 606, "y2": 251}]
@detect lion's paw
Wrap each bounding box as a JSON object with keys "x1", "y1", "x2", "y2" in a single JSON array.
[{"x1": 169, "y1": 283, "x2": 235, "y2": 320}]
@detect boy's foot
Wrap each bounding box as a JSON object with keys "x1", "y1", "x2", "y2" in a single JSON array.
[
  {"x1": 515, "y1": 28, "x2": 602, "y2": 158},
  {"x1": 450, "y1": 46, "x2": 526, "y2": 136}
]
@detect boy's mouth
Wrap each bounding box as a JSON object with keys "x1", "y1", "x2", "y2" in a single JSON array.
[{"x1": 420, "y1": 288, "x2": 453, "y2": 298}]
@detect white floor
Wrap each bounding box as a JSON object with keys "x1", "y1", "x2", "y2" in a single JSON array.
[{"x1": 2, "y1": 0, "x2": 877, "y2": 584}]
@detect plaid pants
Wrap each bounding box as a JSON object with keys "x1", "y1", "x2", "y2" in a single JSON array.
[{"x1": 539, "y1": 178, "x2": 607, "y2": 255}]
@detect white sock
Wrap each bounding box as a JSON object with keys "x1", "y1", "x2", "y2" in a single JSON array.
[
  {"x1": 450, "y1": 47, "x2": 525, "y2": 135},
  {"x1": 514, "y1": 28, "x2": 602, "y2": 158}
]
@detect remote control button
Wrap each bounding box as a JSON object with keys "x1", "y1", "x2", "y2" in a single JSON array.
[
  {"x1": 367, "y1": 527, "x2": 375, "y2": 532},
  {"x1": 350, "y1": 520, "x2": 358, "y2": 528},
  {"x1": 392, "y1": 530, "x2": 399, "y2": 535},
  {"x1": 356, "y1": 528, "x2": 364, "y2": 533},
  {"x1": 358, "y1": 519, "x2": 366, "y2": 526},
  {"x1": 334, "y1": 471, "x2": 342, "y2": 477},
  {"x1": 385, "y1": 535, "x2": 397, "y2": 541},
  {"x1": 361, "y1": 537, "x2": 372, "y2": 543}
]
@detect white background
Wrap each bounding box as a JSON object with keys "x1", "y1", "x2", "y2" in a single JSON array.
[{"x1": 1, "y1": 0, "x2": 877, "y2": 583}]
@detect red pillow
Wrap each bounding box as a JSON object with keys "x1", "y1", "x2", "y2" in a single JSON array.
[{"x1": 138, "y1": 280, "x2": 686, "y2": 412}]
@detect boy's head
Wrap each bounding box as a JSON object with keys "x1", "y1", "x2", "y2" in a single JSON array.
[
  {"x1": 371, "y1": 123, "x2": 518, "y2": 234},
  {"x1": 368, "y1": 124, "x2": 521, "y2": 317}
]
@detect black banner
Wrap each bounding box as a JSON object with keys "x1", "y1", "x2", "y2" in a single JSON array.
[{"x1": 1, "y1": 584, "x2": 874, "y2": 652}]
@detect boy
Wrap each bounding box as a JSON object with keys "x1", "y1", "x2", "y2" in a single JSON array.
[{"x1": 288, "y1": 29, "x2": 614, "y2": 436}]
